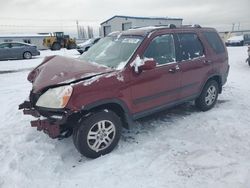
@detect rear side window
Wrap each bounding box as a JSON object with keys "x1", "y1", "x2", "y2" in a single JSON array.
[
  {"x1": 203, "y1": 31, "x2": 225, "y2": 54},
  {"x1": 11, "y1": 43, "x2": 25, "y2": 48},
  {"x1": 177, "y1": 33, "x2": 204, "y2": 61}
]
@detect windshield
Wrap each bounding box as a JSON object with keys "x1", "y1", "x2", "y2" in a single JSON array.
[{"x1": 79, "y1": 36, "x2": 142, "y2": 69}]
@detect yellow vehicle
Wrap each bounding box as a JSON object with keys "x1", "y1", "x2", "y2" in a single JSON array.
[{"x1": 43, "y1": 32, "x2": 77, "y2": 50}]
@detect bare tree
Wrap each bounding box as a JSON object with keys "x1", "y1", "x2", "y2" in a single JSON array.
[
  {"x1": 87, "y1": 26, "x2": 94, "y2": 39},
  {"x1": 79, "y1": 26, "x2": 86, "y2": 39}
]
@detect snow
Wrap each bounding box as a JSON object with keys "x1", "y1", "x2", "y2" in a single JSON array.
[
  {"x1": 227, "y1": 35, "x2": 244, "y2": 42},
  {"x1": 1, "y1": 47, "x2": 250, "y2": 188},
  {"x1": 82, "y1": 75, "x2": 102, "y2": 86},
  {"x1": 130, "y1": 55, "x2": 145, "y2": 72},
  {"x1": 116, "y1": 61, "x2": 127, "y2": 70},
  {"x1": 105, "y1": 71, "x2": 124, "y2": 82},
  {"x1": 77, "y1": 39, "x2": 94, "y2": 47}
]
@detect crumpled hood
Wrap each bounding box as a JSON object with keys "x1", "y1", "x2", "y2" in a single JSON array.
[{"x1": 29, "y1": 55, "x2": 113, "y2": 92}]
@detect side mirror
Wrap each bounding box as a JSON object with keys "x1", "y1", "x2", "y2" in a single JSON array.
[{"x1": 139, "y1": 59, "x2": 156, "y2": 71}]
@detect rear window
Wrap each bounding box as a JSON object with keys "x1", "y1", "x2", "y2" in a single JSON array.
[
  {"x1": 11, "y1": 43, "x2": 26, "y2": 48},
  {"x1": 203, "y1": 31, "x2": 225, "y2": 54}
]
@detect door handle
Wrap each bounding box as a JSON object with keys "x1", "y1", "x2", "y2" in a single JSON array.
[
  {"x1": 168, "y1": 68, "x2": 176, "y2": 73},
  {"x1": 175, "y1": 65, "x2": 180, "y2": 70},
  {"x1": 204, "y1": 60, "x2": 212, "y2": 64},
  {"x1": 168, "y1": 65, "x2": 180, "y2": 73}
]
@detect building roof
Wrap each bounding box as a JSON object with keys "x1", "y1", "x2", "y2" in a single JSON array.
[
  {"x1": 101, "y1": 15, "x2": 183, "y2": 25},
  {"x1": 0, "y1": 33, "x2": 50, "y2": 38}
]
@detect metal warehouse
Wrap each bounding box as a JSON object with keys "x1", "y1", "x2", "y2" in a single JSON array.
[{"x1": 100, "y1": 15, "x2": 183, "y2": 37}]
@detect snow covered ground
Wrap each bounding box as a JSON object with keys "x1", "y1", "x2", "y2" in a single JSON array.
[{"x1": 0, "y1": 47, "x2": 250, "y2": 188}]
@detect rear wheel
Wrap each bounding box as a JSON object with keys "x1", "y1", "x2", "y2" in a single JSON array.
[
  {"x1": 51, "y1": 42, "x2": 61, "y2": 51},
  {"x1": 23, "y1": 51, "x2": 32, "y2": 59},
  {"x1": 195, "y1": 80, "x2": 219, "y2": 111},
  {"x1": 73, "y1": 110, "x2": 121, "y2": 158}
]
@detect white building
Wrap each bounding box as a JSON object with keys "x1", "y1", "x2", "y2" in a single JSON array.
[
  {"x1": 0, "y1": 33, "x2": 50, "y2": 50},
  {"x1": 100, "y1": 15, "x2": 183, "y2": 37}
]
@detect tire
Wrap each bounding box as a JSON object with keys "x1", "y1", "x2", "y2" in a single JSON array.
[
  {"x1": 73, "y1": 110, "x2": 122, "y2": 158},
  {"x1": 51, "y1": 43, "x2": 61, "y2": 51},
  {"x1": 248, "y1": 60, "x2": 250, "y2": 67},
  {"x1": 195, "y1": 80, "x2": 219, "y2": 111},
  {"x1": 23, "y1": 51, "x2": 32, "y2": 59},
  {"x1": 67, "y1": 43, "x2": 76, "y2": 50}
]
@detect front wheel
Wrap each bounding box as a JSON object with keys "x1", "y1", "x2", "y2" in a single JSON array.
[
  {"x1": 67, "y1": 43, "x2": 76, "y2": 49},
  {"x1": 73, "y1": 110, "x2": 121, "y2": 158},
  {"x1": 51, "y1": 43, "x2": 61, "y2": 51},
  {"x1": 195, "y1": 80, "x2": 219, "y2": 111}
]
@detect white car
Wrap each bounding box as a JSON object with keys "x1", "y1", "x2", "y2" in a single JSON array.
[
  {"x1": 77, "y1": 37, "x2": 101, "y2": 54},
  {"x1": 225, "y1": 35, "x2": 244, "y2": 46}
]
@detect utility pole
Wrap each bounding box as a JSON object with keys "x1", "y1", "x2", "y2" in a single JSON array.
[
  {"x1": 76, "y1": 20, "x2": 79, "y2": 39},
  {"x1": 232, "y1": 23, "x2": 235, "y2": 32}
]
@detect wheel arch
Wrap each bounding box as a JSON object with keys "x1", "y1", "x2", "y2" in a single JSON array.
[
  {"x1": 201, "y1": 74, "x2": 222, "y2": 94},
  {"x1": 82, "y1": 99, "x2": 133, "y2": 129}
]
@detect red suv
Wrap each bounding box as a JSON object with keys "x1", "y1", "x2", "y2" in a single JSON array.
[{"x1": 19, "y1": 25, "x2": 229, "y2": 158}]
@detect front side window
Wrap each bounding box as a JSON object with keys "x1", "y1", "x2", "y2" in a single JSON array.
[
  {"x1": 79, "y1": 36, "x2": 142, "y2": 69},
  {"x1": 144, "y1": 34, "x2": 176, "y2": 65},
  {"x1": 177, "y1": 33, "x2": 204, "y2": 61}
]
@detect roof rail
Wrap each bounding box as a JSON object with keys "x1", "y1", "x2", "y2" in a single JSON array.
[
  {"x1": 131, "y1": 24, "x2": 177, "y2": 30},
  {"x1": 154, "y1": 24, "x2": 177, "y2": 29},
  {"x1": 182, "y1": 24, "x2": 202, "y2": 28}
]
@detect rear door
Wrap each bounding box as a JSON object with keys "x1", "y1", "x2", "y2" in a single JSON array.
[
  {"x1": 10, "y1": 43, "x2": 25, "y2": 58},
  {"x1": 175, "y1": 32, "x2": 212, "y2": 99},
  {"x1": 131, "y1": 33, "x2": 181, "y2": 115}
]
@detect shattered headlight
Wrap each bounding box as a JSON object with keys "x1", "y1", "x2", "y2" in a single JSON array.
[{"x1": 36, "y1": 85, "x2": 73, "y2": 109}]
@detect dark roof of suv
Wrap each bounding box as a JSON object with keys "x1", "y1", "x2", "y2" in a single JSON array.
[{"x1": 108, "y1": 25, "x2": 216, "y2": 37}]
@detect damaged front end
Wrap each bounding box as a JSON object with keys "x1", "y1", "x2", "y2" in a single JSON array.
[
  {"x1": 19, "y1": 55, "x2": 114, "y2": 139},
  {"x1": 19, "y1": 97, "x2": 74, "y2": 139}
]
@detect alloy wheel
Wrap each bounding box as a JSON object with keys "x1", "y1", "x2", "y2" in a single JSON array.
[
  {"x1": 205, "y1": 85, "x2": 217, "y2": 106},
  {"x1": 87, "y1": 120, "x2": 116, "y2": 152}
]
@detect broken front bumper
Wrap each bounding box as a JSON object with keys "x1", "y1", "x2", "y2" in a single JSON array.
[{"x1": 19, "y1": 101, "x2": 71, "y2": 139}]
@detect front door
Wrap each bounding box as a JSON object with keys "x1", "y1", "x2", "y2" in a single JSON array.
[
  {"x1": 130, "y1": 34, "x2": 181, "y2": 116},
  {"x1": 9, "y1": 43, "x2": 25, "y2": 59}
]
